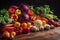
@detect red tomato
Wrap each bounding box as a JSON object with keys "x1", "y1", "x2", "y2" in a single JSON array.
[
  {"x1": 27, "y1": 10, "x2": 34, "y2": 16},
  {"x1": 8, "y1": 8, "x2": 15, "y2": 14},
  {"x1": 40, "y1": 17, "x2": 48, "y2": 22}
]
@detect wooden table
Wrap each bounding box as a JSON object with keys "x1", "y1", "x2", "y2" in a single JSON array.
[{"x1": 13, "y1": 27, "x2": 60, "y2": 40}]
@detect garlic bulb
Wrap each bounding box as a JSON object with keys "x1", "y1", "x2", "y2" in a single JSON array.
[
  {"x1": 44, "y1": 24, "x2": 51, "y2": 28},
  {"x1": 44, "y1": 24, "x2": 51, "y2": 30},
  {"x1": 50, "y1": 25, "x2": 55, "y2": 29},
  {"x1": 39, "y1": 26, "x2": 44, "y2": 31},
  {"x1": 31, "y1": 26, "x2": 39, "y2": 32}
]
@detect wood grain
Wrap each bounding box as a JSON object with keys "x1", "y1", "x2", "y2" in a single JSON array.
[{"x1": 13, "y1": 27, "x2": 60, "y2": 40}]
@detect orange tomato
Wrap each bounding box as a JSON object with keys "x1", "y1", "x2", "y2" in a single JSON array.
[
  {"x1": 11, "y1": 31, "x2": 16, "y2": 37},
  {"x1": 14, "y1": 22, "x2": 20, "y2": 27},
  {"x1": 27, "y1": 22, "x2": 31, "y2": 27},
  {"x1": 22, "y1": 23, "x2": 27, "y2": 27},
  {"x1": 42, "y1": 20, "x2": 46, "y2": 26},
  {"x1": 3, "y1": 31, "x2": 10, "y2": 38}
]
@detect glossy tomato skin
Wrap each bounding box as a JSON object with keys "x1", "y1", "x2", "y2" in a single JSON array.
[
  {"x1": 19, "y1": 27, "x2": 23, "y2": 34},
  {"x1": 14, "y1": 27, "x2": 23, "y2": 35},
  {"x1": 27, "y1": 10, "x2": 34, "y2": 16},
  {"x1": 8, "y1": 5, "x2": 18, "y2": 14},
  {"x1": 26, "y1": 27, "x2": 31, "y2": 33},
  {"x1": 8, "y1": 8, "x2": 15, "y2": 14},
  {"x1": 22, "y1": 23, "x2": 27, "y2": 28},
  {"x1": 14, "y1": 22, "x2": 21, "y2": 27},
  {"x1": 3, "y1": 31, "x2": 10, "y2": 39},
  {"x1": 40, "y1": 17, "x2": 48, "y2": 22},
  {"x1": 39, "y1": 17, "x2": 48, "y2": 25},
  {"x1": 42, "y1": 20, "x2": 47, "y2": 26},
  {"x1": 27, "y1": 22, "x2": 32, "y2": 27},
  {"x1": 22, "y1": 27, "x2": 30, "y2": 34}
]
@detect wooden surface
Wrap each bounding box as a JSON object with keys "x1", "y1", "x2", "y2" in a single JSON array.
[{"x1": 13, "y1": 27, "x2": 60, "y2": 40}]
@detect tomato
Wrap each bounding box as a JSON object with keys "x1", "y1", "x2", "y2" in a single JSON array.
[
  {"x1": 39, "y1": 17, "x2": 48, "y2": 25},
  {"x1": 14, "y1": 22, "x2": 20, "y2": 27},
  {"x1": 42, "y1": 20, "x2": 47, "y2": 25},
  {"x1": 8, "y1": 8, "x2": 15, "y2": 14},
  {"x1": 40, "y1": 17, "x2": 48, "y2": 22},
  {"x1": 27, "y1": 22, "x2": 31, "y2": 27},
  {"x1": 3, "y1": 31, "x2": 10, "y2": 38},
  {"x1": 27, "y1": 10, "x2": 34, "y2": 16},
  {"x1": 22, "y1": 23, "x2": 27, "y2": 27}
]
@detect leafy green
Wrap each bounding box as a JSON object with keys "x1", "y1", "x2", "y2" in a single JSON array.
[
  {"x1": 0, "y1": 9, "x2": 9, "y2": 18},
  {"x1": 0, "y1": 9, "x2": 13, "y2": 25},
  {"x1": 29, "y1": 5, "x2": 60, "y2": 22},
  {"x1": 29, "y1": 5, "x2": 34, "y2": 11}
]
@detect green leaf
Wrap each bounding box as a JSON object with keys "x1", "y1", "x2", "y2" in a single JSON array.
[
  {"x1": 1, "y1": 17, "x2": 6, "y2": 25},
  {"x1": 0, "y1": 9, "x2": 9, "y2": 18},
  {"x1": 29, "y1": 5, "x2": 34, "y2": 11}
]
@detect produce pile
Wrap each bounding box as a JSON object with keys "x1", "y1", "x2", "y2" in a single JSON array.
[{"x1": 0, "y1": 3, "x2": 60, "y2": 39}]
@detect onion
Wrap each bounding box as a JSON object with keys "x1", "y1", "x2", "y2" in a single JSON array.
[
  {"x1": 19, "y1": 3, "x2": 29, "y2": 11},
  {"x1": 22, "y1": 12, "x2": 29, "y2": 20},
  {"x1": 9, "y1": 5, "x2": 18, "y2": 9}
]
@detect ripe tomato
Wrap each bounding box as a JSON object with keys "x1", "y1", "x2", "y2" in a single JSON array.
[
  {"x1": 40, "y1": 17, "x2": 48, "y2": 22},
  {"x1": 42, "y1": 20, "x2": 47, "y2": 25},
  {"x1": 27, "y1": 10, "x2": 34, "y2": 16},
  {"x1": 14, "y1": 22, "x2": 20, "y2": 27},
  {"x1": 22, "y1": 23, "x2": 27, "y2": 27},
  {"x1": 27, "y1": 22, "x2": 31, "y2": 27},
  {"x1": 8, "y1": 8, "x2": 15, "y2": 14},
  {"x1": 3, "y1": 31, "x2": 10, "y2": 38}
]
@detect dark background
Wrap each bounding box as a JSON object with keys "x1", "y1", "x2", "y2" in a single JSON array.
[{"x1": 0, "y1": 0, "x2": 60, "y2": 18}]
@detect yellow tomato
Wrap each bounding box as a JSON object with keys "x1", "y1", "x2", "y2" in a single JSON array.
[
  {"x1": 14, "y1": 22, "x2": 20, "y2": 27},
  {"x1": 22, "y1": 23, "x2": 27, "y2": 27}
]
